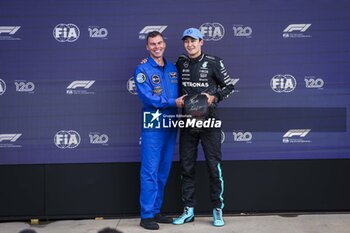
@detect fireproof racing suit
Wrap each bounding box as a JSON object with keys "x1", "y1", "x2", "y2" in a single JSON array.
[
  {"x1": 176, "y1": 53, "x2": 234, "y2": 209},
  {"x1": 134, "y1": 56, "x2": 178, "y2": 219}
]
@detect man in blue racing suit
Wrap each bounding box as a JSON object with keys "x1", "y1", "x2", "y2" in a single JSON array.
[{"x1": 134, "y1": 31, "x2": 183, "y2": 230}]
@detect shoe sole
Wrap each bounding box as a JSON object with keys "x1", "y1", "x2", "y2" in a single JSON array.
[
  {"x1": 213, "y1": 221, "x2": 225, "y2": 227},
  {"x1": 173, "y1": 216, "x2": 195, "y2": 225},
  {"x1": 213, "y1": 223, "x2": 225, "y2": 227},
  {"x1": 140, "y1": 222, "x2": 160, "y2": 230}
]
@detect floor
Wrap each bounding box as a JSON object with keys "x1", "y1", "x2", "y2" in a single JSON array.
[{"x1": 0, "y1": 213, "x2": 349, "y2": 233}]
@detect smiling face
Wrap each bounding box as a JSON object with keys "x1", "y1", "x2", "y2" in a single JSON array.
[
  {"x1": 146, "y1": 35, "x2": 166, "y2": 60},
  {"x1": 183, "y1": 37, "x2": 203, "y2": 59}
]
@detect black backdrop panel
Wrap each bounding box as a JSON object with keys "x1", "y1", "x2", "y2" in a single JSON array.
[
  {"x1": 0, "y1": 165, "x2": 45, "y2": 219},
  {"x1": 2, "y1": 160, "x2": 350, "y2": 220}
]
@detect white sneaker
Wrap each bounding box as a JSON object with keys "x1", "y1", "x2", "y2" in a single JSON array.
[
  {"x1": 173, "y1": 207, "x2": 195, "y2": 225},
  {"x1": 213, "y1": 208, "x2": 224, "y2": 227}
]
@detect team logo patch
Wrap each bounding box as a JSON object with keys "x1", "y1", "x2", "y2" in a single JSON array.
[
  {"x1": 153, "y1": 86, "x2": 163, "y2": 96},
  {"x1": 136, "y1": 73, "x2": 146, "y2": 83},
  {"x1": 184, "y1": 61, "x2": 189, "y2": 68},
  {"x1": 151, "y1": 74, "x2": 161, "y2": 84},
  {"x1": 169, "y1": 72, "x2": 177, "y2": 78}
]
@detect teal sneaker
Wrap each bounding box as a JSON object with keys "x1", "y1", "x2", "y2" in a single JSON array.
[
  {"x1": 173, "y1": 207, "x2": 195, "y2": 225},
  {"x1": 213, "y1": 208, "x2": 224, "y2": 227}
]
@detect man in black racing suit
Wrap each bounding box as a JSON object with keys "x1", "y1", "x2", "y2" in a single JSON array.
[{"x1": 173, "y1": 28, "x2": 235, "y2": 227}]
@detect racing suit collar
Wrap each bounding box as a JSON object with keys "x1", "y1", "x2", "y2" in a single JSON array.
[
  {"x1": 148, "y1": 55, "x2": 168, "y2": 67},
  {"x1": 188, "y1": 53, "x2": 205, "y2": 63}
]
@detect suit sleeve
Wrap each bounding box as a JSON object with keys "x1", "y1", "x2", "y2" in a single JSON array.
[
  {"x1": 212, "y1": 59, "x2": 235, "y2": 102},
  {"x1": 134, "y1": 66, "x2": 176, "y2": 108},
  {"x1": 175, "y1": 59, "x2": 183, "y2": 97}
]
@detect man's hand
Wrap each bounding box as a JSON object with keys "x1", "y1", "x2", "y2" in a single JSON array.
[
  {"x1": 201, "y1": 93, "x2": 216, "y2": 106},
  {"x1": 176, "y1": 94, "x2": 187, "y2": 108}
]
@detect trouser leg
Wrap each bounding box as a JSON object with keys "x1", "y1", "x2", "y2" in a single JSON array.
[
  {"x1": 140, "y1": 132, "x2": 162, "y2": 219},
  {"x1": 200, "y1": 128, "x2": 224, "y2": 209},
  {"x1": 154, "y1": 130, "x2": 177, "y2": 214},
  {"x1": 180, "y1": 129, "x2": 199, "y2": 207}
]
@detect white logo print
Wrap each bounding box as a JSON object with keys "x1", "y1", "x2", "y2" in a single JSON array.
[
  {"x1": 143, "y1": 110, "x2": 222, "y2": 130},
  {"x1": 139, "y1": 26, "x2": 167, "y2": 39},
  {"x1": 67, "y1": 81, "x2": 95, "y2": 89},
  {"x1": 221, "y1": 131, "x2": 225, "y2": 144},
  {"x1": 0, "y1": 26, "x2": 20, "y2": 35},
  {"x1": 53, "y1": 24, "x2": 80, "y2": 42},
  {"x1": 0, "y1": 134, "x2": 22, "y2": 148},
  {"x1": 283, "y1": 129, "x2": 311, "y2": 143},
  {"x1": 88, "y1": 26, "x2": 108, "y2": 39},
  {"x1": 15, "y1": 81, "x2": 35, "y2": 93},
  {"x1": 233, "y1": 131, "x2": 252, "y2": 143},
  {"x1": 233, "y1": 25, "x2": 252, "y2": 37},
  {"x1": 143, "y1": 110, "x2": 162, "y2": 129},
  {"x1": 0, "y1": 134, "x2": 22, "y2": 142},
  {"x1": 67, "y1": 80, "x2": 95, "y2": 95},
  {"x1": 271, "y1": 74, "x2": 297, "y2": 93},
  {"x1": 283, "y1": 24, "x2": 312, "y2": 38},
  {"x1": 0, "y1": 26, "x2": 21, "y2": 40},
  {"x1": 305, "y1": 76, "x2": 324, "y2": 89},
  {"x1": 200, "y1": 23, "x2": 225, "y2": 41},
  {"x1": 0, "y1": 79, "x2": 6, "y2": 95},
  {"x1": 127, "y1": 77, "x2": 138, "y2": 95},
  {"x1": 89, "y1": 132, "x2": 109, "y2": 145},
  {"x1": 54, "y1": 130, "x2": 81, "y2": 149},
  {"x1": 283, "y1": 24, "x2": 311, "y2": 33}
]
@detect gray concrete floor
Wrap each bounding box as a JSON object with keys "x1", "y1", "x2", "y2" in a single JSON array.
[{"x1": 0, "y1": 213, "x2": 349, "y2": 233}]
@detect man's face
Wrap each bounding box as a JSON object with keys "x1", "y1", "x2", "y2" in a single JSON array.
[
  {"x1": 183, "y1": 37, "x2": 203, "y2": 58},
  {"x1": 146, "y1": 35, "x2": 166, "y2": 59}
]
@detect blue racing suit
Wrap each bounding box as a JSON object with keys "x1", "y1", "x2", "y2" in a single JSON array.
[{"x1": 134, "y1": 56, "x2": 178, "y2": 219}]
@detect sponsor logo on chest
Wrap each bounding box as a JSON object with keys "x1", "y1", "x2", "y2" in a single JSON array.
[{"x1": 182, "y1": 82, "x2": 209, "y2": 88}]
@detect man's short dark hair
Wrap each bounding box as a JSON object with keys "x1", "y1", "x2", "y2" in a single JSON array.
[{"x1": 146, "y1": 31, "x2": 164, "y2": 43}]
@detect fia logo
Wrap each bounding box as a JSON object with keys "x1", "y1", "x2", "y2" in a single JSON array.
[
  {"x1": 54, "y1": 130, "x2": 81, "y2": 149},
  {"x1": 271, "y1": 74, "x2": 296, "y2": 93},
  {"x1": 0, "y1": 79, "x2": 6, "y2": 95},
  {"x1": 200, "y1": 23, "x2": 225, "y2": 41},
  {"x1": 221, "y1": 131, "x2": 225, "y2": 144},
  {"x1": 53, "y1": 24, "x2": 80, "y2": 42},
  {"x1": 127, "y1": 77, "x2": 138, "y2": 95}
]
